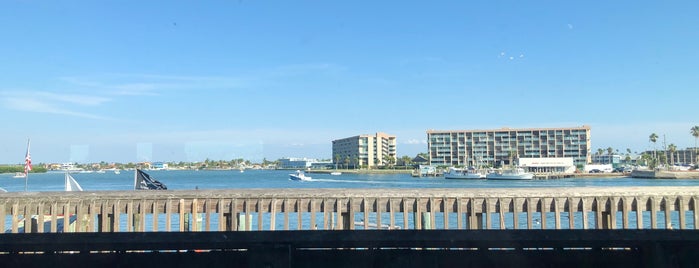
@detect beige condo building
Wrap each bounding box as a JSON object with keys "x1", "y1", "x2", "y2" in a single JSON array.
[
  {"x1": 332, "y1": 132, "x2": 397, "y2": 168},
  {"x1": 427, "y1": 126, "x2": 591, "y2": 167}
]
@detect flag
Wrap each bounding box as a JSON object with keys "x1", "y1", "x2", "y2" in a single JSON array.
[
  {"x1": 65, "y1": 173, "x2": 83, "y2": 191},
  {"x1": 24, "y1": 139, "x2": 32, "y2": 176},
  {"x1": 134, "y1": 169, "x2": 167, "y2": 190}
]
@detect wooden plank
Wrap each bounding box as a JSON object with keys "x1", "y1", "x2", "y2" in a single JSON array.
[
  {"x1": 258, "y1": 199, "x2": 263, "y2": 231},
  {"x1": 11, "y1": 202, "x2": 19, "y2": 233},
  {"x1": 217, "y1": 199, "x2": 224, "y2": 231},
  {"x1": 554, "y1": 198, "x2": 562, "y2": 230},
  {"x1": 114, "y1": 201, "x2": 121, "y2": 232},
  {"x1": 205, "y1": 199, "x2": 212, "y2": 232},
  {"x1": 348, "y1": 198, "x2": 355, "y2": 230},
  {"x1": 664, "y1": 197, "x2": 673, "y2": 229},
  {"x1": 512, "y1": 198, "x2": 520, "y2": 230},
  {"x1": 51, "y1": 202, "x2": 58, "y2": 233},
  {"x1": 36, "y1": 203, "x2": 45, "y2": 233},
  {"x1": 456, "y1": 198, "x2": 463, "y2": 230},
  {"x1": 526, "y1": 198, "x2": 533, "y2": 230},
  {"x1": 485, "y1": 198, "x2": 492, "y2": 230},
  {"x1": 192, "y1": 199, "x2": 199, "y2": 232},
  {"x1": 165, "y1": 199, "x2": 171, "y2": 232},
  {"x1": 541, "y1": 198, "x2": 548, "y2": 230},
  {"x1": 377, "y1": 198, "x2": 383, "y2": 230},
  {"x1": 389, "y1": 198, "x2": 395, "y2": 230},
  {"x1": 363, "y1": 198, "x2": 369, "y2": 230},
  {"x1": 594, "y1": 198, "x2": 603, "y2": 230},
  {"x1": 140, "y1": 199, "x2": 147, "y2": 232},
  {"x1": 282, "y1": 199, "x2": 289, "y2": 231},
  {"x1": 231, "y1": 199, "x2": 238, "y2": 231},
  {"x1": 415, "y1": 198, "x2": 422, "y2": 230},
  {"x1": 296, "y1": 199, "x2": 302, "y2": 230},
  {"x1": 678, "y1": 196, "x2": 686, "y2": 230},
  {"x1": 402, "y1": 198, "x2": 408, "y2": 230},
  {"x1": 498, "y1": 198, "x2": 506, "y2": 230},
  {"x1": 336, "y1": 199, "x2": 343, "y2": 230},
  {"x1": 429, "y1": 198, "x2": 435, "y2": 230},
  {"x1": 580, "y1": 198, "x2": 588, "y2": 230},
  {"x1": 270, "y1": 198, "x2": 277, "y2": 231},
  {"x1": 650, "y1": 196, "x2": 658, "y2": 229},
  {"x1": 0, "y1": 200, "x2": 5, "y2": 233},
  {"x1": 442, "y1": 197, "x2": 448, "y2": 230},
  {"x1": 694, "y1": 197, "x2": 699, "y2": 230},
  {"x1": 568, "y1": 198, "x2": 575, "y2": 230},
  {"x1": 322, "y1": 199, "x2": 329, "y2": 230},
  {"x1": 179, "y1": 199, "x2": 185, "y2": 232},
  {"x1": 310, "y1": 199, "x2": 317, "y2": 230}
]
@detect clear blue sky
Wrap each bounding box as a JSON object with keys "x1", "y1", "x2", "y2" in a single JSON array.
[{"x1": 1, "y1": 1, "x2": 698, "y2": 164}]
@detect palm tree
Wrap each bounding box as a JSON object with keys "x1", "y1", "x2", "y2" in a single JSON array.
[
  {"x1": 691, "y1": 126, "x2": 699, "y2": 164},
  {"x1": 668, "y1": 144, "x2": 677, "y2": 167},
  {"x1": 597, "y1": 148, "x2": 604, "y2": 156},
  {"x1": 649, "y1": 133, "x2": 659, "y2": 161}
]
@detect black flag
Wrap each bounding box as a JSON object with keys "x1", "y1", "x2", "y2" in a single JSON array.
[{"x1": 135, "y1": 169, "x2": 167, "y2": 190}]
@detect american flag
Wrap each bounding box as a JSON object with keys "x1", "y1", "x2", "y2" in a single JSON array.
[{"x1": 24, "y1": 139, "x2": 32, "y2": 176}]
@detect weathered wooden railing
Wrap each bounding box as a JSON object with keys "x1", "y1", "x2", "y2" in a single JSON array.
[{"x1": 2, "y1": 186, "x2": 699, "y2": 233}]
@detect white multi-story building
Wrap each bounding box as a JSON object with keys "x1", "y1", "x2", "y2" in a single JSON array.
[
  {"x1": 427, "y1": 126, "x2": 591, "y2": 167},
  {"x1": 332, "y1": 132, "x2": 397, "y2": 168}
]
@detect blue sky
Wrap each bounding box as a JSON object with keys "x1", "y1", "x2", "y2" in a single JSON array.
[{"x1": 1, "y1": 1, "x2": 698, "y2": 164}]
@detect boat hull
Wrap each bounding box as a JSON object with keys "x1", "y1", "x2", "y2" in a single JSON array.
[{"x1": 289, "y1": 174, "x2": 311, "y2": 181}]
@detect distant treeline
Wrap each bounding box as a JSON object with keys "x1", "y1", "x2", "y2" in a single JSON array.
[{"x1": 0, "y1": 166, "x2": 47, "y2": 174}]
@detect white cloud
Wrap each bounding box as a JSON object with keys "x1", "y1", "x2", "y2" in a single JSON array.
[
  {"x1": 403, "y1": 138, "x2": 426, "y2": 145},
  {"x1": 1, "y1": 95, "x2": 109, "y2": 120}
]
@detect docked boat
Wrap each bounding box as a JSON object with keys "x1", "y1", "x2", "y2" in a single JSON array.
[
  {"x1": 12, "y1": 172, "x2": 26, "y2": 179},
  {"x1": 444, "y1": 167, "x2": 485, "y2": 179},
  {"x1": 289, "y1": 170, "x2": 312, "y2": 181},
  {"x1": 486, "y1": 167, "x2": 534, "y2": 180}
]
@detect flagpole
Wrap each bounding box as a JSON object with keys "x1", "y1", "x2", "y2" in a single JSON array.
[{"x1": 24, "y1": 139, "x2": 31, "y2": 192}]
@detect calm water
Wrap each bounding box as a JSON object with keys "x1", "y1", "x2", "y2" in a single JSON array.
[{"x1": 2, "y1": 169, "x2": 699, "y2": 192}]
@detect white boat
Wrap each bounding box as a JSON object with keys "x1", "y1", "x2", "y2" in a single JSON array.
[
  {"x1": 289, "y1": 170, "x2": 312, "y2": 181},
  {"x1": 13, "y1": 172, "x2": 26, "y2": 178},
  {"x1": 486, "y1": 167, "x2": 534, "y2": 180},
  {"x1": 330, "y1": 171, "x2": 342, "y2": 176},
  {"x1": 444, "y1": 167, "x2": 485, "y2": 179},
  {"x1": 114, "y1": 169, "x2": 121, "y2": 174}
]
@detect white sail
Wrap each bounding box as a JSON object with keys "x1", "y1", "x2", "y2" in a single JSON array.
[{"x1": 65, "y1": 173, "x2": 84, "y2": 191}]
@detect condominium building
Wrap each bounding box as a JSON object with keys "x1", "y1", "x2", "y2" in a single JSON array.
[
  {"x1": 332, "y1": 132, "x2": 397, "y2": 168},
  {"x1": 427, "y1": 126, "x2": 591, "y2": 167}
]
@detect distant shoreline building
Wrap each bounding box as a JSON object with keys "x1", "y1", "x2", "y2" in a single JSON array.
[
  {"x1": 332, "y1": 132, "x2": 397, "y2": 168},
  {"x1": 427, "y1": 126, "x2": 591, "y2": 167},
  {"x1": 278, "y1": 157, "x2": 329, "y2": 169}
]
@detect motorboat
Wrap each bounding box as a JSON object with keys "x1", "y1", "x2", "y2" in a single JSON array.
[
  {"x1": 486, "y1": 167, "x2": 534, "y2": 180},
  {"x1": 13, "y1": 172, "x2": 26, "y2": 178},
  {"x1": 444, "y1": 167, "x2": 485, "y2": 179},
  {"x1": 289, "y1": 170, "x2": 312, "y2": 181},
  {"x1": 330, "y1": 171, "x2": 342, "y2": 176}
]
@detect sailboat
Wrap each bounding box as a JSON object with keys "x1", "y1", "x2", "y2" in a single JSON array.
[{"x1": 65, "y1": 173, "x2": 84, "y2": 191}]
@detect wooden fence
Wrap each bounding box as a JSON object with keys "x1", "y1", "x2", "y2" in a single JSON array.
[{"x1": 2, "y1": 186, "x2": 698, "y2": 233}]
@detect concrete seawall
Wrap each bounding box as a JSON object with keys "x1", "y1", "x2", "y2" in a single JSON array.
[{"x1": 631, "y1": 170, "x2": 699, "y2": 179}]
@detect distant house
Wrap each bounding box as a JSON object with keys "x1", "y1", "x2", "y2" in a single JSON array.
[{"x1": 412, "y1": 155, "x2": 429, "y2": 167}]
